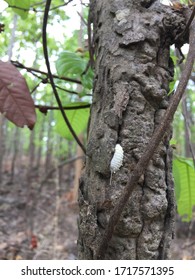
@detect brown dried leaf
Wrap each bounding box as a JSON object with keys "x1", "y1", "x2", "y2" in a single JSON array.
[{"x1": 0, "y1": 61, "x2": 36, "y2": 129}]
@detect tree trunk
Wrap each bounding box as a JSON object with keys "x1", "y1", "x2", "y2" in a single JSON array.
[
  {"x1": 78, "y1": 0, "x2": 186, "y2": 259},
  {"x1": 182, "y1": 93, "x2": 195, "y2": 159},
  {"x1": 35, "y1": 113, "x2": 45, "y2": 174},
  {"x1": 28, "y1": 128, "x2": 36, "y2": 171},
  {"x1": 10, "y1": 127, "x2": 20, "y2": 183},
  {"x1": 73, "y1": 1, "x2": 85, "y2": 201},
  {"x1": 0, "y1": 14, "x2": 18, "y2": 181},
  {"x1": 73, "y1": 135, "x2": 84, "y2": 201},
  {"x1": 45, "y1": 110, "x2": 53, "y2": 173}
]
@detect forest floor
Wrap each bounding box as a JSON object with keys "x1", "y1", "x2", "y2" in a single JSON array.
[{"x1": 0, "y1": 163, "x2": 195, "y2": 260}]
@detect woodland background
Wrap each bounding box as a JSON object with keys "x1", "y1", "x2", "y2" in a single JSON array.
[{"x1": 0, "y1": 0, "x2": 195, "y2": 259}]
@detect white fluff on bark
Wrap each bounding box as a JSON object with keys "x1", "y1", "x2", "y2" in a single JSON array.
[{"x1": 110, "y1": 144, "x2": 123, "y2": 184}]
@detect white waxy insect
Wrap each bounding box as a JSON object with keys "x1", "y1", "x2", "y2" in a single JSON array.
[{"x1": 110, "y1": 143, "x2": 124, "y2": 184}]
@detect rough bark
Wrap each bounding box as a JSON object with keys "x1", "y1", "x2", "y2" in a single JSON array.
[{"x1": 78, "y1": 0, "x2": 186, "y2": 259}]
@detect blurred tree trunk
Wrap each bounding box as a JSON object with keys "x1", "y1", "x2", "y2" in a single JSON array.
[
  {"x1": 27, "y1": 127, "x2": 36, "y2": 180},
  {"x1": 78, "y1": 0, "x2": 186, "y2": 259},
  {"x1": 182, "y1": 93, "x2": 195, "y2": 162},
  {"x1": 0, "y1": 14, "x2": 18, "y2": 181},
  {"x1": 0, "y1": 116, "x2": 6, "y2": 181},
  {"x1": 182, "y1": 94, "x2": 191, "y2": 157},
  {"x1": 73, "y1": 135, "x2": 84, "y2": 201},
  {"x1": 35, "y1": 114, "x2": 45, "y2": 174},
  {"x1": 7, "y1": 14, "x2": 17, "y2": 60},
  {"x1": 10, "y1": 127, "x2": 20, "y2": 182},
  {"x1": 73, "y1": 0, "x2": 85, "y2": 201},
  {"x1": 45, "y1": 110, "x2": 53, "y2": 173}
]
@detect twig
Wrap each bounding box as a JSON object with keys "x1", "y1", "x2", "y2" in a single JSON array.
[
  {"x1": 31, "y1": 1, "x2": 45, "y2": 7},
  {"x1": 42, "y1": 0, "x2": 86, "y2": 154},
  {"x1": 81, "y1": 60, "x2": 90, "y2": 76},
  {"x1": 54, "y1": 84, "x2": 81, "y2": 95},
  {"x1": 176, "y1": 6, "x2": 195, "y2": 63},
  {"x1": 182, "y1": 240, "x2": 195, "y2": 249},
  {"x1": 8, "y1": 0, "x2": 74, "y2": 13},
  {"x1": 77, "y1": 11, "x2": 88, "y2": 26},
  {"x1": 87, "y1": 4, "x2": 95, "y2": 68},
  {"x1": 176, "y1": 5, "x2": 195, "y2": 40},
  {"x1": 35, "y1": 103, "x2": 90, "y2": 113},
  {"x1": 0, "y1": 23, "x2": 5, "y2": 33},
  {"x1": 11, "y1": 60, "x2": 82, "y2": 84},
  {"x1": 30, "y1": 81, "x2": 43, "y2": 94},
  {"x1": 49, "y1": 0, "x2": 74, "y2": 11},
  {"x1": 17, "y1": 64, "x2": 90, "y2": 97},
  {"x1": 29, "y1": 75, "x2": 87, "y2": 96},
  {"x1": 8, "y1": 5, "x2": 30, "y2": 12},
  {"x1": 40, "y1": 156, "x2": 84, "y2": 187},
  {"x1": 96, "y1": 7, "x2": 195, "y2": 260}
]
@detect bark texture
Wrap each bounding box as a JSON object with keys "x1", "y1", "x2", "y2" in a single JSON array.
[{"x1": 78, "y1": 0, "x2": 186, "y2": 259}]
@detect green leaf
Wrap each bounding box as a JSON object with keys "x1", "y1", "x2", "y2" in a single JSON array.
[
  {"x1": 81, "y1": 67, "x2": 94, "y2": 90},
  {"x1": 168, "y1": 80, "x2": 176, "y2": 96},
  {"x1": 56, "y1": 51, "x2": 86, "y2": 77},
  {"x1": 170, "y1": 55, "x2": 178, "y2": 65},
  {"x1": 173, "y1": 156, "x2": 195, "y2": 221},
  {"x1": 170, "y1": 138, "x2": 177, "y2": 146},
  {"x1": 5, "y1": 0, "x2": 30, "y2": 19},
  {"x1": 55, "y1": 102, "x2": 90, "y2": 140}
]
